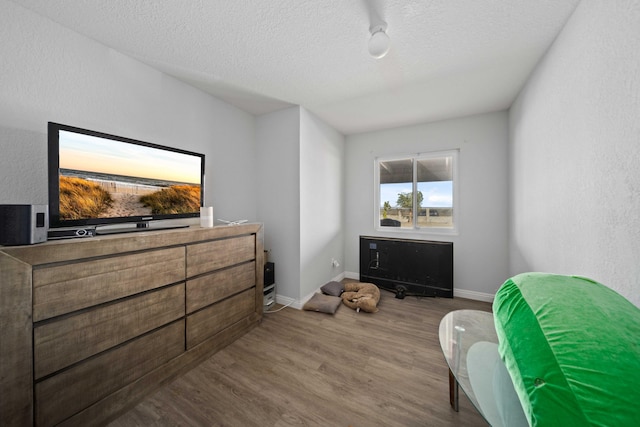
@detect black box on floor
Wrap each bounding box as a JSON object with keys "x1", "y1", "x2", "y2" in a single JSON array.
[
  {"x1": 264, "y1": 262, "x2": 275, "y2": 286},
  {"x1": 264, "y1": 262, "x2": 275, "y2": 311}
]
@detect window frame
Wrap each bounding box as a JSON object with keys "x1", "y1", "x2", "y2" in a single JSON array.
[{"x1": 374, "y1": 149, "x2": 459, "y2": 235}]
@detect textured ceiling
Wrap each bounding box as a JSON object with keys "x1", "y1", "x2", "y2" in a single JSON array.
[{"x1": 11, "y1": 0, "x2": 580, "y2": 135}]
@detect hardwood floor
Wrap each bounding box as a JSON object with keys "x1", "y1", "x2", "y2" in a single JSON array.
[{"x1": 109, "y1": 289, "x2": 493, "y2": 427}]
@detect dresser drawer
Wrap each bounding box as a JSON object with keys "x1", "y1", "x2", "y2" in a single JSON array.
[
  {"x1": 35, "y1": 320, "x2": 185, "y2": 427},
  {"x1": 186, "y1": 261, "x2": 255, "y2": 314},
  {"x1": 33, "y1": 247, "x2": 185, "y2": 322},
  {"x1": 186, "y1": 235, "x2": 254, "y2": 277},
  {"x1": 34, "y1": 284, "x2": 185, "y2": 380},
  {"x1": 186, "y1": 288, "x2": 255, "y2": 349},
  {"x1": 1, "y1": 224, "x2": 263, "y2": 427}
]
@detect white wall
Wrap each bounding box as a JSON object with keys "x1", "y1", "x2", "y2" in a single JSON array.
[
  {"x1": 255, "y1": 107, "x2": 345, "y2": 305},
  {"x1": 0, "y1": 0, "x2": 257, "y2": 222},
  {"x1": 255, "y1": 107, "x2": 302, "y2": 301},
  {"x1": 299, "y1": 107, "x2": 345, "y2": 298},
  {"x1": 345, "y1": 111, "x2": 509, "y2": 299},
  {"x1": 0, "y1": 1, "x2": 345, "y2": 308},
  {"x1": 509, "y1": 1, "x2": 640, "y2": 307}
]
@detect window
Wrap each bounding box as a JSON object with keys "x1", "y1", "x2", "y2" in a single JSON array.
[{"x1": 375, "y1": 150, "x2": 457, "y2": 232}]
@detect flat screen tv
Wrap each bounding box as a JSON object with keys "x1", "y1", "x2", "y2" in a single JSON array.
[{"x1": 48, "y1": 122, "x2": 205, "y2": 235}]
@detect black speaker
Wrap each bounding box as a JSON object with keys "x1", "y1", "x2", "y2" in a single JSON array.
[
  {"x1": 0, "y1": 204, "x2": 48, "y2": 246},
  {"x1": 264, "y1": 262, "x2": 275, "y2": 287}
]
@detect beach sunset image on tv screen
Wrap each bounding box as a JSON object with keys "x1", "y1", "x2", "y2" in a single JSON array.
[{"x1": 58, "y1": 130, "x2": 202, "y2": 221}]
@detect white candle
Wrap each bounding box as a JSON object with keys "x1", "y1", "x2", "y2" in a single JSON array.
[{"x1": 200, "y1": 206, "x2": 214, "y2": 227}]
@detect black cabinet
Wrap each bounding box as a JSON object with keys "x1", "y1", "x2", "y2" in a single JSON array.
[{"x1": 359, "y1": 236, "x2": 453, "y2": 298}]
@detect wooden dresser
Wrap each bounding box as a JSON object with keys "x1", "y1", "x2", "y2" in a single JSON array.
[{"x1": 0, "y1": 223, "x2": 264, "y2": 426}]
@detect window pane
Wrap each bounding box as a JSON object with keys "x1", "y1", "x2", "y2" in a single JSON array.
[
  {"x1": 417, "y1": 156, "x2": 453, "y2": 228},
  {"x1": 376, "y1": 151, "x2": 456, "y2": 232},
  {"x1": 379, "y1": 159, "x2": 413, "y2": 228}
]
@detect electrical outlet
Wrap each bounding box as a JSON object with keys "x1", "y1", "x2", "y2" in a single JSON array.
[{"x1": 331, "y1": 258, "x2": 340, "y2": 268}]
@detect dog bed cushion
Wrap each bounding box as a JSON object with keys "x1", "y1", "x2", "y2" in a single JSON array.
[
  {"x1": 303, "y1": 293, "x2": 342, "y2": 314},
  {"x1": 320, "y1": 281, "x2": 344, "y2": 296},
  {"x1": 493, "y1": 273, "x2": 640, "y2": 426}
]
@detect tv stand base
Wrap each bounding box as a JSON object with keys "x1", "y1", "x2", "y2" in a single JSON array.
[
  {"x1": 95, "y1": 223, "x2": 189, "y2": 235},
  {"x1": 48, "y1": 227, "x2": 97, "y2": 240}
]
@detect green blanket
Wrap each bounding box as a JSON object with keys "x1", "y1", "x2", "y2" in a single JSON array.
[{"x1": 493, "y1": 273, "x2": 640, "y2": 426}]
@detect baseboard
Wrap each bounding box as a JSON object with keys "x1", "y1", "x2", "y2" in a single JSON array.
[
  {"x1": 274, "y1": 272, "x2": 347, "y2": 311},
  {"x1": 344, "y1": 271, "x2": 359, "y2": 280},
  {"x1": 274, "y1": 273, "x2": 494, "y2": 308},
  {"x1": 347, "y1": 271, "x2": 494, "y2": 302},
  {"x1": 454, "y1": 288, "x2": 495, "y2": 303},
  {"x1": 330, "y1": 271, "x2": 346, "y2": 282},
  {"x1": 274, "y1": 294, "x2": 302, "y2": 310}
]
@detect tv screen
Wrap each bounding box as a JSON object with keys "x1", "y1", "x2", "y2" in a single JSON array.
[{"x1": 48, "y1": 122, "x2": 205, "y2": 234}]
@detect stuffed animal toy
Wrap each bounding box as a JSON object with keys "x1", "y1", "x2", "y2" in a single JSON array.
[{"x1": 341, "y1": 282, "x2": 380, "y2": 313}]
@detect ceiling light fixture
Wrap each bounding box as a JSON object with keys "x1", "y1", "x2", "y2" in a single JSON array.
[{"x1": 368, "y1": 23, "x2": 390, "y2": 59}]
